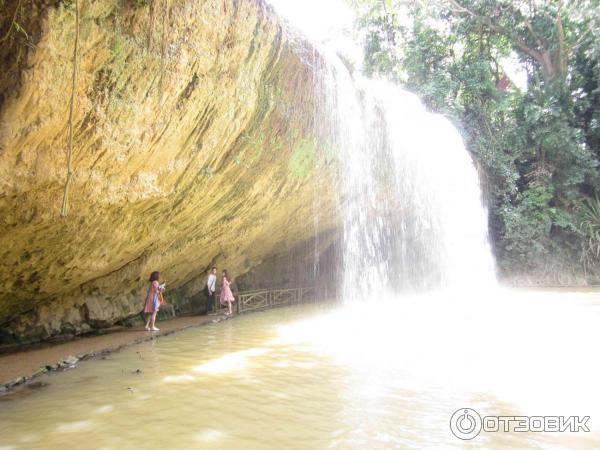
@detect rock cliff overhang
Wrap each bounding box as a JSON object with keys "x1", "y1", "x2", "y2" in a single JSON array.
[{"x1": 0, "y1": 0, "x2": 340, "y2": 344}]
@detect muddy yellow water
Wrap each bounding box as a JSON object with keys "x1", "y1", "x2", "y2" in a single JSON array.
[{"x1": 0, "y1": 290, "x2": 599, "y2": 449}]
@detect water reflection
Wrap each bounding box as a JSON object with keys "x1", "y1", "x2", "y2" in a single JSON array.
[{"x1": 193, "y1": 348, "x2": 270, "y2": 375}]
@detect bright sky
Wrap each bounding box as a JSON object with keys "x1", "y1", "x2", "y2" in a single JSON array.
[
  {"x1": 266, "y1": 0, "x2": 363, "y2": 68},
  {"x1": 266, "y1": 0, "x2": 355, "y2": 42},
  {"x1": 501, "y1": 54, "x2": 529, "y2": 91}
]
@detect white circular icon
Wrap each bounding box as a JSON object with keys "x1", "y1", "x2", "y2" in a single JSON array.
[{"x1": 450, "y1": 408, "x2": 482, "y2": 440}]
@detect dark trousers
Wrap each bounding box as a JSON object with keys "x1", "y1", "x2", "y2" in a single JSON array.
[{"x1": 206, "y1": 292, "x2": 215, "y2": 313}]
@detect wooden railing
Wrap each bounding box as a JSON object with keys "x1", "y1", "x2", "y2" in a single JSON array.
[{"x1": 212, "y1": 286, "x2": 316, "y2": 314}]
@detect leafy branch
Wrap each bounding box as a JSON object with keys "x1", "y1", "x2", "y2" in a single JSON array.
[{"x1": 446, "y1": 0, "x2": 565, "y2": 82}]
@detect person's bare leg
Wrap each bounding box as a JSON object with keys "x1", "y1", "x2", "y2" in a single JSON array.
[
  {"x1": 151, "y1": 311, "x2": 159, "y2": 330},
  {"x1": 228, "y1": 301, "x2": 232, "y2": 315},
  {"x1": 145, "y1": 314, "x2": 151, "y2": 330}
]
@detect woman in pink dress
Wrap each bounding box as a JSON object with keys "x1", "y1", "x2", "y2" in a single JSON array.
[
  {"x1": 144, "y1": 271, "x2": 165, "y2": 331},
  {"x1": 219, "y1": 270, "x2": 235, "y2": 316}
]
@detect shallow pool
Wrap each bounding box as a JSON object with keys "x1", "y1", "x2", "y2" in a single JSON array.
[{"x1": 0, "y1": 289, "x2": 598, "y2": 449}]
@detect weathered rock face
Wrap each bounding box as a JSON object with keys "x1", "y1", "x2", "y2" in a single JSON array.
[{"x1": 0, "y1": 0, "x2": 340, "y2": 344}]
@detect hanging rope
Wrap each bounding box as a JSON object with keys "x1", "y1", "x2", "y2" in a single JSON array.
[
  {"x1": 60, "y1": 0, "x2": 80, "y2": 217},
  {"x1": 158, "y1": 0, "x2": 168, "y2": 103},
  {"x1": 0, "y1": 0, "x2": 24, "y2": 43}
]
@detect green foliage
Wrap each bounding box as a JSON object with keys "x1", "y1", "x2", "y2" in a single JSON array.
[
  {"x1": 12, "y1": 21, "x2": 28, "y2": 40},
  {"x1": 352, "y1": 0, "x2": 600, "y2": 280},
  {"x1": 500, "y1": 184, "x2": 554, "y2": 268},
  {"x1": 580, "y1": 197, "x2": 600, "y2": 261}
]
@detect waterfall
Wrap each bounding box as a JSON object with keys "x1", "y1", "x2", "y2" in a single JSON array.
[
  {"x1": 316, "y1": 56, "x2": 496, "y2": 301},
  {"x1": 268, "y1": 0, "x2": 496, "y2": 300}
]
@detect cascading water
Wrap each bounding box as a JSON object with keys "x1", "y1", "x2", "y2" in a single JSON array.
[
  {"x1": 317, "y1": 54, "x2": 496, "y2": 301},
  {"x1": 269, "y1": 0, "x2": 496, "y2": 299}
]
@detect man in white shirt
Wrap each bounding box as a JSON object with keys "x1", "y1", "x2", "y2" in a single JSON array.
[{"x1": 206, "y1": 267, "x2": 217, "y2": 313}]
